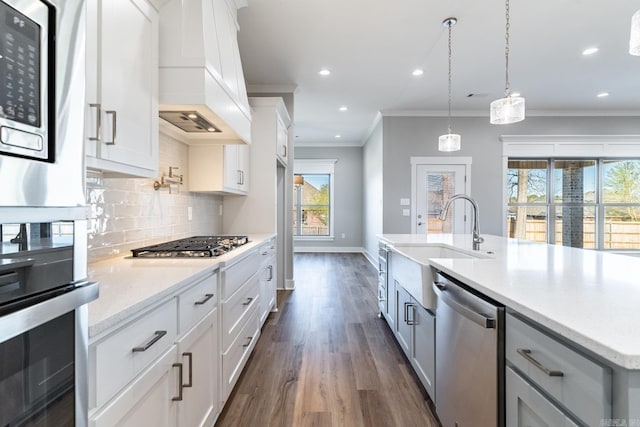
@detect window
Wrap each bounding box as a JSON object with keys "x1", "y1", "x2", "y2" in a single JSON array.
[
  {"x1": 507, "y1": 158, "x2": 640, "y2": 250},
  {"x1": 293, "y1": 159, "x2": 336, "y2": 239}
]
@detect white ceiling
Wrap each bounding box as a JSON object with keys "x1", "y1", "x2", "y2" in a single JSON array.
[{"x1": 237, "y1": 0, "x2": 640, "y2": 146}]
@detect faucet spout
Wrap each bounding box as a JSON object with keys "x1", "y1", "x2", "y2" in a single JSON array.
[{"x1": 439, "y1": 194, "x2": 484, "y2": 250}]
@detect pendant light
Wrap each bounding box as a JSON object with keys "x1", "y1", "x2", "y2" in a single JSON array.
[
  {"x1": 439, "y1": 17, "x2": 461, "y2": 152},
  {"x1": 631, "y1": 9, "x2": 640, "y2": 56},
  {"x1": 490, "y1": 0, "x2": 525, "y2": 124}
]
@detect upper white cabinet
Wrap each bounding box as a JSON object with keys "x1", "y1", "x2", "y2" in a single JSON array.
[
  {"x1": 158, "y1": 0, "x2": 251, "y2": 144},
  {"x1": 85, "y1": 0, "x2": 160, "y2": 178},
  {"x1": 188, "y1": 144, "x2": 250, "y2": 195}
]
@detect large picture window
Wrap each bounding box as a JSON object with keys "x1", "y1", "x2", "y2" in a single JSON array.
[
  {"x1": 507, "y1": 158, "x2": 640, "y2": 250},
  {"x1": 293, "y1": 159, "x2": 336, "y2": 239}
]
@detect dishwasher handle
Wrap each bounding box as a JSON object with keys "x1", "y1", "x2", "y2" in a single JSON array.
[{"x1": 433, "y1": 282, "x2": 496, "y2": 329}]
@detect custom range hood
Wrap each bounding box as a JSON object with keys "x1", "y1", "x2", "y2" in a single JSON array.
[{"x1": 158, "y1": 0, "x2": 251, "y2": 144}]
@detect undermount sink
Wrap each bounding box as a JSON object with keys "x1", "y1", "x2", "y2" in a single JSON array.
[{"x1": 389, "y1": 245, "x2": 490, "y2": 309}]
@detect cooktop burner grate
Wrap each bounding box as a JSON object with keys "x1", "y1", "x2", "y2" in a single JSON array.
[{"x1": 131, "y1": 235, "x2": 249, "y2": 258}]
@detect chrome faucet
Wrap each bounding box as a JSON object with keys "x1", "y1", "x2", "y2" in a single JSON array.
[{"x1": 439, "y1": 194, "x2": 484, "y2": 250}]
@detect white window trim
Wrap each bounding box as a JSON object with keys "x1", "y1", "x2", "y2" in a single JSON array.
[
  {"x1": 294, "y1": 159, "x2": 337, "y2": 240},
  {"x1": 501, "y1": 134, "x2": 640, "y2": 242}
]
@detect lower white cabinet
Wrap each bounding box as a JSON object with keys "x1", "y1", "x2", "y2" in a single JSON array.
[
  {"x1": 90, "y1": 346, "x2": 178, "y2": 427},
  {"x1": 176, "y1": 309, "x2": 219, "y2": 427},
  {"x1": 89, "y1": 272, "x2": 221, "y2": 427},
  {"x1": 258, "y1": 238, "x2": 277, "y2": 326},
  {"x1": 394, "y1": 284, "x2": 436, "y2": 401}
]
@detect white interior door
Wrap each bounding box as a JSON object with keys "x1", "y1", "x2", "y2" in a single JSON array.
[{"x1": 414, "y1": 163, "x2": 469, "y2": 234}]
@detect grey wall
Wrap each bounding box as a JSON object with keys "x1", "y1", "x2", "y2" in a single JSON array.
[
  {"x1": 294, "y1": 146, "x2": 363, "y2": 249},
  {"x1": 362, "y1": 121, "x2": 383, "y2": 262},
  {"x1": 380, "y1": 115, "x2": 640, "y2": 238}
]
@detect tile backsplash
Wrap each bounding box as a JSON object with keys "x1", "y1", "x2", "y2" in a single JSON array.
[{"x1": 86, "y1": 133, "x2": 222, "y2": 262}]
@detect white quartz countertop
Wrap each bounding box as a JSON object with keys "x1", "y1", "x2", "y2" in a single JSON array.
[
  {"x1": 379, "y1": 233, "x2": 640, "y2": 370},
  {"x1": 87, "y1": 234, "x2": 274, "y2": 338}
]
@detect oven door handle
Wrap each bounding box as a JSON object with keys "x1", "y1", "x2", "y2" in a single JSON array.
[{"x1": 0, "y1": 257, "x2": 36, "y2": 273}]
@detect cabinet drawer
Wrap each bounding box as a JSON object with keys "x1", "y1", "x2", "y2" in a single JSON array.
[
  {"x1": 222, "y1": 308, "x2": 259, "y2": 400},
  {"x1": 221, "y1": 273, "x2": 259, "y2": 350},
  {"x1": 221, "y1": 250, "x2": 261, "y2": 300},
  {"x1": 178, "y1": 272, "x2": 217, "y2": 335},
  {"x1": 92, "y1": 299, "x2": 178, "y2": 409},
  {"x1": 506, "y1": 313, "x2": 611, "y2": 425}
]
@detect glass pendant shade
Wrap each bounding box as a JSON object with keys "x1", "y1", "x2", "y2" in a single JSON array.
[
  {"x1": 631, "y1": 9, "x2": 640, "y2": 56},
  {"x1": 438, "y1": 133, "x2": 461, "y2": 152},
  {"x1": 490, "y1": 95, "x2": 525, "y2": 124}
]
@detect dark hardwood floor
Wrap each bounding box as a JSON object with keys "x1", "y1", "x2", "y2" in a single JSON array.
[{"x1": 216, "y1": 253, "x2": 440, "y2": 427}]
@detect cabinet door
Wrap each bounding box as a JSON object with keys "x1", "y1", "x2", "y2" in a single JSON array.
[
  {"x1": 394, "y1": 285, "x2": 412, "y2": 356},
  {"x1": 223, "y1": 145, "x2": 241, "y2": 192},
  {"x1": 237, "y1": 144, "x2": 250, "y2": 193},
  {"x1": 91, "y1": 0, "x2": 159, "y2": 174},
  {"x1": 90, "y1": 346, "x2": 178, "y2": 427},
  {"x1": 276, "y1": 115, "x2": 288, "y2": 165},
  {"x1": 385, "y1": 277, "x2": 396, "y2": 331},
  {"x1": 506, "y1": 367, "x2": 579, "y2": 427},
  {"x1": 411, "y1": 301, "x2": 436, "y2": 402},
  {"x1": 176, "y1": 309, "x2": 219, "y2": 427}
]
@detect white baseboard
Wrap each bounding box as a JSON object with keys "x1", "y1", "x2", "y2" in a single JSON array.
[
  {"x1": 284, "y1": 279, "x2": 295, "y2": 290},
  {"x1": 293, "y1": 246, "x2": 364, "y2": 253},
  {"x1": 362, "y1": 250, "x2": 377, "y2": 268}
]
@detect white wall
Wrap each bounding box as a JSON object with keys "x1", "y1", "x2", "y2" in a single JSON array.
[
  {"x1": 362, "y1": 121, "x2": 383, "y2": 263},
  {"x1": 86, "y1": 133, "x2": 223, "y2": 262},
  {"x1": 294, "y1": 146, "x2": 363, "y2": 251}
]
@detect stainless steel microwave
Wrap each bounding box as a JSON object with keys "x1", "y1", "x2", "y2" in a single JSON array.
[
  {"x1": 0, "y1": 0, "x2": 85, "y2": 208},
  {"x1": 0, "y1": 0, "x2": 52, "y2": 162}
]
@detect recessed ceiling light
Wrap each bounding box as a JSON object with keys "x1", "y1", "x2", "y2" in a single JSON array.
[
  {"x1": 582, "y1": 47, "x2": 599, "y2": 56},
  {"x1": 335, "y1": 134, "x2": 341, "y2": 139},
  {"x1": 511, "y1": 92, "x2": 521, "y2": 97},
  {"x1": 339, "y1": 106, "x2": 348, "y2": 111},
  {"x1": 412, "y1": 69, "x2": 424, "y2": 76},
  {"x1": 318, "y1": 68, "x2": 331, "y2": 76},
  {"x1": 597, "y1": 92, "x2": 609, "y2": 98}
]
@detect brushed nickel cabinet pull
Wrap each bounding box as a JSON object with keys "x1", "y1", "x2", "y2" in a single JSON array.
[
  {"x1": 267, "y1": 265, "x2": 273, "y2": 281},
  {"x1": 132, "y1": 330, "x2": 167, "y2": 352},
  {"x1": 242, "y1": 297, "x2": 254, "y2": 306},
  {"x1": 242, "y1": 336, "x2": 254, "y2": 347},
  {"x1": 517, "y1": 348, "x2": 564, "y2": 377},
  {"x1": 105, "y1": 110, "x2": 116, "y2": 145},
  {"x1": 182, "y1": 352, "x2": 193, "y2": 388},
  {"x1": 89, "y1": 103, "x2": 101, "y2": 141},
  {"x1": 194, "y1": 293, "x2": 214, "y2": 305},
  {"x1": 172, "y1": 362, "x2": 183, "y2": 401}
]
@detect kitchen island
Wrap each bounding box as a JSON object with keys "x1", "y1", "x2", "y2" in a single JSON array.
[{"x1": 379, "y1": 233, "x2": 640, "y2": 426}]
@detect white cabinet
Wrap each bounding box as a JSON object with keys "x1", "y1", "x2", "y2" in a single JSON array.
[
  {"x1": 188, "y1": 144, "x2": 250, "y2": 194},
  {"x1": 176, "y1": 310, "x2": 219, "y2": 427},
  {"x1": 276, "y1": 114, "x2": 289, "y2": 166},
  {"x1": 85, "y1": 0, "x2": 159, "y2": 178},
  {"x1": 89, "y1": 271, "x2": 221, "y2": 426},
  {"x1": 219, "y1": 249, "x2": 261, "y2": 402},
  {"x1": 90, "y1": 346, "x2": 178, "y2": 427},
  {"x1": 258, "y1": 238, "x2": 277, "y2": 326}
]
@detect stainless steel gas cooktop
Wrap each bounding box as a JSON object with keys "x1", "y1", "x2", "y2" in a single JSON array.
[{"x1": 131, "y1": 235, "x2": 249, "y2": 258}]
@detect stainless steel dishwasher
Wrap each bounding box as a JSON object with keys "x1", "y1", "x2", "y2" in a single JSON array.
[{"x1": 432, "y1": 271, "x2": 505, "y2": 427}]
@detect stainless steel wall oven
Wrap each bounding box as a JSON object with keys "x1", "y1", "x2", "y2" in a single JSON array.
[{"x1": 0, "y1": 220, "x2": 98, "y2": 427}]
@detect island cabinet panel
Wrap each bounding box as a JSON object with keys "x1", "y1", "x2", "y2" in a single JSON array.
[
  {"x1": 506, "y1": 312, "x2": 612, "y2": 426},
  {"x1": 506, "y1": 367, "x2": 579, "y2": 427}
]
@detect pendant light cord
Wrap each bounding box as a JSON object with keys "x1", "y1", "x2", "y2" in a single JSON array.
[
  {"x1": 504, "y1": 0, "x2": 511, "y2": 97},
  {"x1": 447, "y1": 22, "x2": 453, "y2": 133}
]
